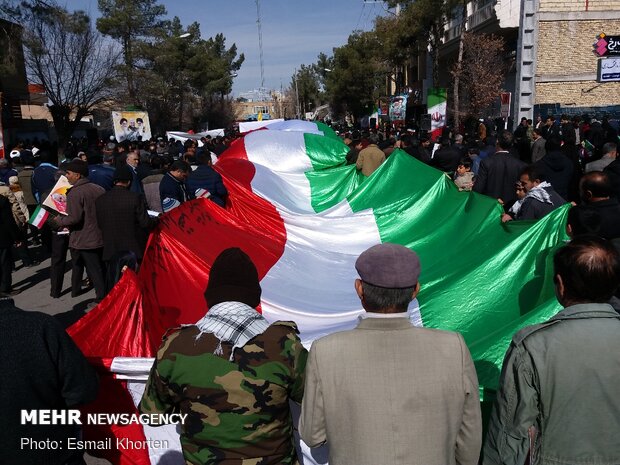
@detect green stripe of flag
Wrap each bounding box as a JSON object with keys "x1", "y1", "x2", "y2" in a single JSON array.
[
  {"x1": 303, "y1": 144, "x2": 567, "y2": 391},
  {"x1": 28, "y1": 205, "x2": 49, "y2": 229}
]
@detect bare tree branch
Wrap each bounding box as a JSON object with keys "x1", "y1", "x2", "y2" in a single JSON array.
[{"x1": 19, "y1": 2, "x2": 121, "y2": 150}]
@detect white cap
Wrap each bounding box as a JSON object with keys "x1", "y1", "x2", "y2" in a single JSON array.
[
  {"x1": 32, "y1": 147, "x2": 40, "y2": 156},
  {"x1": 9, "y1": 149, "x2": 20, "y2": 158}
]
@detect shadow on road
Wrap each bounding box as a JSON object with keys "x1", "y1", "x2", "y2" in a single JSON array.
[
  {"x1": 12, "y1": 265, "x2": 52, "y2": 291},
  {"x1": 53, "y1": 299, "x2": 98, "y2": 328}
]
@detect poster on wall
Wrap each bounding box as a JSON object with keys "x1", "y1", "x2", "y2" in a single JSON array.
[
  {"x1": 427, "y1": 87, "x2": 447, "y2": 140},
  {"x1": 389, "y1": 94, "x2": 408, "y2": 123},
  {"x1": 111, "y1": 111, "x2": 152, "y2": 143}
]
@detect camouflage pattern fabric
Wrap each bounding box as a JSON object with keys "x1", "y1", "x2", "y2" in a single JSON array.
[{"x1": 140, "y1": 320, "x2": 307, "y2": 465}]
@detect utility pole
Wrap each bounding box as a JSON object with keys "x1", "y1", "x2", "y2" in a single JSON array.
[
  {"x1": 255, "y1": 0, "x2": 265, "y2": 93},
  {"x1": 294, "y1": 68, "x2": 300, "y2": 119}
]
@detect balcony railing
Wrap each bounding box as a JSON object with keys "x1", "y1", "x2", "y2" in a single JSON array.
[
  {"x1": 444, "y1": 23, "x2": 463, "y2": 42},
  {"x1": 467, "y1": 3, "x2": 495, "y2": 29}
]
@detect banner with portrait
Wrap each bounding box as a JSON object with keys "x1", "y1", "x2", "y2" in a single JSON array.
[
  {"x1": 42, "y1": 175, "x2": 72, "y2": 215},
  {"x1": 112, "y1": 111, "x2": 152, "y2": 143},
  {"x1": 389, "y1": 95, "x2": 407, "y2": 123}
]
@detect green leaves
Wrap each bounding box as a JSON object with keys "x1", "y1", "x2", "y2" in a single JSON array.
[{"x1": 323, "y1": 31, "x2": 384, "y2": 120}]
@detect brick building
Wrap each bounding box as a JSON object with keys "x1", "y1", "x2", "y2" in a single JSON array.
[{"x1": 515, "y1": 0, "x2": 620, "y2": 120}]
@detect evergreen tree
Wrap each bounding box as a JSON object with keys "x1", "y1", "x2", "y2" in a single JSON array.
[{"x1": 96, "y1": 0, "x2": 167, "y2": 104}]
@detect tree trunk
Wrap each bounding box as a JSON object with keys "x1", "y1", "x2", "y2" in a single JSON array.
[
  {"x1": 430, "y1": 24, "x2": 441, "y2": 87},
  {"x1": 49, "y1": 105, "x2": 81, "y2": 158},
  {"x1": 453, "y1": 5, "x2": 467, "y2": 132},
  {"x1": 123, "y1": 36, "x2": 136, "y2": 104}
]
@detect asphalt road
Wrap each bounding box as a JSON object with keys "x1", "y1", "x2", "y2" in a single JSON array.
[{"x1": 12, "y1": 244, "x2": 97, "y2": 318}]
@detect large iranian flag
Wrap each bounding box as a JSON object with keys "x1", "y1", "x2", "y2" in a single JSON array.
[{"x1": 68, "y1": 120, "x2": 568, "y2": 464}]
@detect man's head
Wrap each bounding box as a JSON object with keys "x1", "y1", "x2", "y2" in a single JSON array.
[
  {"x1": 533, "y1": 127, "x2": 543, "y2": 140},
  {"x1": 204, "y1": 247, "x2": 261, "y2": 308},
  {"x1": 354, "y1": 243, "x2": 421, "y2": 313},
  {"x1": 126, "y1": 151, "x2": 140, "y2": 169},
  {"x1": 169, "y1": 160, "x2": 190, "y2": 182},
  {"x1": 64, "y1": 159, "x2": 89, "y2": 185},
  {"x1": 520, "y1": 117, "x2": 528, "y2": 126},
  {"x1": 196, "y1": 151, "x2": 213, "y2": 166},
  {"x1": 545, "y1": 116, "x2": 554, "y2": 126},
  {"x1": 103, "y1": 152, "x2": 115, "y2": 165},
  {"x1": 0, "y1": 158, "x2": 8, "y2": 169},
  {"x1": 602, "y1": 142, "x2": 618, "y2": 159},
  {"x1": 519, "y1": 165, "x2": 545, "y2": 193},
  {"x1": 113, "y1": 164, "x2": 133, "y2": 188},
  {"x1": 579, "y1": 171, "x2": 612, "y2": 203},
  {"x1": 184, "y1": 145, "x2": 197, "y2": 162},
  {"x1": 553, "y1": 236, "x2": 620, "y2": 307},
  {"x1": 497, "y1": 130, "x2": 514, "y2": 151}
]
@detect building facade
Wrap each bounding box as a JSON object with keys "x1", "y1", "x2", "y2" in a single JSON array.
[{"x1": 515, "y1": 0, "x2": 620, "y2": 120}]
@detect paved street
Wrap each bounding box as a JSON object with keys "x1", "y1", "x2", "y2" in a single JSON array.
[{"x1": 12, "y1": 245, "x2": 97, "y2": 323}]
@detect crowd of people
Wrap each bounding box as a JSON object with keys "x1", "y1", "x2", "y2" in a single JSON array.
[
  {"x1": 0, "y1": 134, "x2": 231, "y2": 301},
  {"x1": 1, "y1": 113, "x2": 620, "y2": 464},
  {"x1": 346, "y1": 113, "x2": 619, "y2": 232},
  {"x1": 4, "y1": 237, "x2": 619, "y2": 464}
]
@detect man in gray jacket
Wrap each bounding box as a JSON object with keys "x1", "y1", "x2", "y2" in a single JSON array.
[
  {"x1": 483, "y1": 236, "x2": 620, "y2": 465},
  {"x1": 301, "y1": 243, "x2": 482, "y2": 465},
  {"x1": 51, "y1": 159, "x2": 106, "y2": 301}
]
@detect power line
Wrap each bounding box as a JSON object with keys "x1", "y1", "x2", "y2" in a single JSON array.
[
  {"x1": 364, "y1": 2, "x2": 377, "y2": 30},
  {"x1": 355, "y1": 1, "x2": 367, "y2": 30}
]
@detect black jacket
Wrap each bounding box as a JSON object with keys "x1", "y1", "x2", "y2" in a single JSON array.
[
  {"x1": 570, "y1": 198, "x2": 620, "y2": 240},
  {"x1": 536, "y1": 150, "x2": 574, "y2": 200},
  {"x1": 604, "y1": 159, "x2": 620, "y2": 200},
  {"x1": 431, "y1": 146, "x2": 461, "y2": 172},
  {"x1": 517, "y1": 185, "x2": 566, "y2": 220},
  {"x1": 95, "y1": 186, "x2": 158, "y2": 261},
  {"x1": 187, "y1": 165, "x2": 228, "y2": 207},
  {"x1": 473, "y1": 151, "x2": 527, "y2": 205},
  {"x1": 0, "y1": 300, "x2": 98, "y2": 464},
  {"x1": 0, "y1": 196, "x2": 22, "y2": 248}
]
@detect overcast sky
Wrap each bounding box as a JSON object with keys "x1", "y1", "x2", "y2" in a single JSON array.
[{"x1": 71, "y1": 0, "x2": 389, "y2": 95}]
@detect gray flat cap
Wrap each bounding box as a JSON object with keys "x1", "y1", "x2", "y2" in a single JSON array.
[{"x1": 355, "y1": 243, "x2": 421, "y2": 288}]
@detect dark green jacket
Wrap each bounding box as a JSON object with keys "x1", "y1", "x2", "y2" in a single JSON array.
[{"x1": 483, "y1": 303, "x2": 620, "y2": 465}]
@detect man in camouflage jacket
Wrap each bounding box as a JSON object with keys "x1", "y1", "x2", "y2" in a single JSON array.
[{"x1": 140, "y1": 248, "x2": 307, "y2": 465}]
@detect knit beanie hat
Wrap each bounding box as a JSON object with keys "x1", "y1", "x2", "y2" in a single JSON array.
[
  {"x1": 204, "y1": 248, "x2": 262, "y2": 308},
  {"x1": 65, "y1": 159, "x2": 89, "y2": 177}
]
